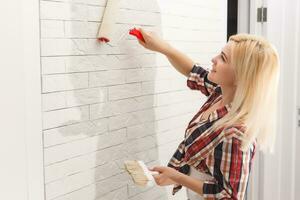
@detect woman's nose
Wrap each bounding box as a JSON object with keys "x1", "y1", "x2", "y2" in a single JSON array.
[{"x1": 211, "y1": 57, "x2": 216, "y2": 64}]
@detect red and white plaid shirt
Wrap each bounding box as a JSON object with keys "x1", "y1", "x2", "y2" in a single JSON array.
[{"x1": 168, "y1": 64, "x2": 256, "y2": 200}]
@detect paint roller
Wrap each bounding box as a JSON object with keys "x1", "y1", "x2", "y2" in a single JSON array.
[
  {"x1": 97, "y1": 0, "x2": 145, "y2": 43},
  {"x1": 97, "y1": 0, "x2": 121, "y2": 43}
]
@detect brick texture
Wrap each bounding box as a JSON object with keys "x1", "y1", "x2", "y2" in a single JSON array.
[{"x1": 40, "y1": 0, "x2": 227, "y2": 199}]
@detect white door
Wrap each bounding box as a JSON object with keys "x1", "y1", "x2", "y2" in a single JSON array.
[
  {"x1": 267, "y1": 0, "x2": 300, "y2": 199},
  {"x1": 247, "y1": 0, "x2": 300, "y2": 199},
  {"x1": 240, "y1": 0, "x2": 300, "y2": 199}
]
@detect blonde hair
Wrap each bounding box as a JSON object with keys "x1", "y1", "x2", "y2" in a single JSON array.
[{"x1": 207, "y1": 34, "x2": 280, "y2": 153}]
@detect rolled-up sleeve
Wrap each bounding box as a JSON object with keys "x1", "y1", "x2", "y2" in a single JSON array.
[{"x1": 187, "y1": 64, "x2": 218, "y2": 96}]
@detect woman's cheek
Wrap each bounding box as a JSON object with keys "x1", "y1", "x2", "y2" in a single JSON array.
[{"x1": 223, "y1": 71, "x2": 235, "y2": 86}]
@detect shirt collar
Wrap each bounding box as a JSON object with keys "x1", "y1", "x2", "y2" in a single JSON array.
[{"x1": 208, "y1": 97, "x2": 232, "y2": 122}]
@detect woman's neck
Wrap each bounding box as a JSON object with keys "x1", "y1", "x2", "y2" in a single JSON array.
[{"x1": 220, "y1": 85, "x2": 236, "y2": 106}]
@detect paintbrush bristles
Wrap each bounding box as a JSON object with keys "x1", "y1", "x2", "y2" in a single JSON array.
[{"x1": 124, "y1": 160, "x2": 154, "y2": 187}]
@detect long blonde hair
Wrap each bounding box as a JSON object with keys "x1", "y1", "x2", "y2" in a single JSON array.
[{"x1": 207, "y1": 34, "x2": 280, "y2": 153}]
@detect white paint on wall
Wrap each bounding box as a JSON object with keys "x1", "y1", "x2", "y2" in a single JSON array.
[{"x1": 39, "y1": 0, "x2": 227, "y2": 199}]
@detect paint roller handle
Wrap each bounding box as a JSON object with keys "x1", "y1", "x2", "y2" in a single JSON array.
[{"x1": 129, "y1": 28, "x2": 145, "y2": 42}]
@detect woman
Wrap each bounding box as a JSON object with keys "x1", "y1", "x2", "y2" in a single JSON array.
[{"x1": 137, "y1": 29, "x2": 280, "y2": 200}]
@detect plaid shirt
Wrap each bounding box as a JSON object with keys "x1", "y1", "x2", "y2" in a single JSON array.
[{"x1": 168, "y1": 64, "x2": 256, "y2": 200}]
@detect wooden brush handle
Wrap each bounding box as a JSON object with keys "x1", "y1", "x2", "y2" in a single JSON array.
[{"x1": 150, "y1": 171, "x2": 159, "y2": 175}]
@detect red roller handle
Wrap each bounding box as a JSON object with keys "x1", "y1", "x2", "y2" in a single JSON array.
[
  {"x1": 129, "y1": 28, "x2": 145, "y2": 42},
  {"x1": 97, "y1": 37, "x2": 110, "y2": 43}
]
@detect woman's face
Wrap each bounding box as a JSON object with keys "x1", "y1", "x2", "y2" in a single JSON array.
[{"x1": 208, "y1": 41, "x2": 236, "y2": 87}]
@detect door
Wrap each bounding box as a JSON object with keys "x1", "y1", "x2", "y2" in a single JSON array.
[
  {"x1": 238, "y1": 0, "x2": 299, "y2": 199},
  {"x1": 252, "y1": 0, "x2": 300, "y2": 199}
]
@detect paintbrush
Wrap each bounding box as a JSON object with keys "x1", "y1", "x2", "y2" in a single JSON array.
[{"x1": 124, "y1": 160, "x2": 159, "y2": 187}]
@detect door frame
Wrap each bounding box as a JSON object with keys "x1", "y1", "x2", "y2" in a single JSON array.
[
  {"x1": 0, "y1": 0, "x2": 45, "y2": 199},
  {"x1": 22, "y1": 0, "x2": 45, "y2": 199}
]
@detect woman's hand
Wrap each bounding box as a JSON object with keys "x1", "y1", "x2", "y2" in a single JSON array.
[
  {"x1": 137, "y1": 28, "x2": 171, "y2": 54},
  {"x1": 150, "y1": 166, "x2": 182, "y2": 186},
  {"x1": 151, "y1": 166, "x2": 204, "y2": 195}
]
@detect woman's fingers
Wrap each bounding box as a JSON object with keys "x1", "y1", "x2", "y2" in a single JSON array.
[
  {"x1": 136, "y1": 28, "x2": 169, "y2": 54},
  {"x1": 150, "y1": 171, "x2": 159, "y2": 175},
  {"x1": 138, "y1": 28, "x2": 148, "y2": 42},
  {"x1": 153, "y1": 174, "x2": 164, "y2": 185},
  {"x1": 148, "y1": 167, "x2": 159, "y2": 175},
  {"x1": 152, "y1": 166, "x2": 164, "y2": 173},
  {"x1": 152, "y1": 174, "x2": 160, "y2": 185},
  {"x1": 138, "y1": 39, "x2": 146, "y2": 47},
  {"x1": 139, "y1": 28, "x2": 148, "y2": 37},
  {"x1": 153, "y1": 174, "x2": 176, "y2": 186}
]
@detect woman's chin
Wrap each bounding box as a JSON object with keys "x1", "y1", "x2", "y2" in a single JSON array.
[{"x1": 207, "y1": 72, "x2": 216, "y2": 82}]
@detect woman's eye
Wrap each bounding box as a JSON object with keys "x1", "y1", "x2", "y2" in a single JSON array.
[{"x1": 220, "y1": 55, "x2": 225, "y2": 61}]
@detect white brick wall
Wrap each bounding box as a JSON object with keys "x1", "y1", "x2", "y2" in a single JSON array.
[{"x1": 40, "y1": 0, "x2": 227, "y2": 199}]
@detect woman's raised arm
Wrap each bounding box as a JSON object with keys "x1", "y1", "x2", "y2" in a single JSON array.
[{"x1": 138, "y1": 28, "x2": 194, "y2": 77}]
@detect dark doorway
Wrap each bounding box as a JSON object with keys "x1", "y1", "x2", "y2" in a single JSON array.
[{"x1": 227, "y1": 0, "x2": 238, "y2": 41}]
